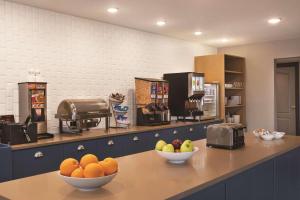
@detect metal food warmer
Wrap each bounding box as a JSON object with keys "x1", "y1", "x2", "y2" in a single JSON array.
[{"x1": 55, "y1": 98, "x2": 111, "y2": 133}]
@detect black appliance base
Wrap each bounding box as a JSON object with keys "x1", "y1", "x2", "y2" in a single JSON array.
[{"x1": 206, "y1": 143, "x2": 245, "y2": 150}]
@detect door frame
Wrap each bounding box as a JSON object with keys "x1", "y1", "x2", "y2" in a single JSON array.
[{"x1": 274, "y1": 58, "x2": 300, "y2": 135}]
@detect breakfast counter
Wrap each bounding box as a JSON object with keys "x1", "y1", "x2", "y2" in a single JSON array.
[
  {"x1": 10, "y1": 120, "x2": 220, "y2": 150},
  {"x1": 1, "y1": 134, "x2": 300, "y2": 200}
]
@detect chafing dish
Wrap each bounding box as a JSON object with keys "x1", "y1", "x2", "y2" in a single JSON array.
[{"x1": 55, "y1": 98, "x2": 111, "y2": 133}]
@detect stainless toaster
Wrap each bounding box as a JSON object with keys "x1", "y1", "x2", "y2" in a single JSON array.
[{"x1": 206, "y1": 123, "x2": 245, "y2": 149}]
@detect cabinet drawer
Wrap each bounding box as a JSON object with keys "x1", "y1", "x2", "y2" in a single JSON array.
[
  {"x1": 159, "y1": 127, "x2": 186, "y2": 142},
  {"x1": 63, "y1": 140, "x2": 99, "y2": 160},
  {"x1": 125, "y1": 132, "x2": 154, "y2": 155},
  {"x1": 13, "y1": 145, "x2": 63, "y2": 179},
  {"x1": 183, "y1": 125, "x2": 204, "y2": 141},
  {"x1": 97, "y1": 136, "x2": 128, "y2": 159}
]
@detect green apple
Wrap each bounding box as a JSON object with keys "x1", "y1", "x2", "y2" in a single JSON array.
[
  {"x1": 162, "y1": 144, "x2": 175, "y2": 152},
  {"x1": 181, "y1": 140, "x2": 194, "y2": 152},
  {"x1": 155, "y1": 140, "x2": 167, "y2": 151}
]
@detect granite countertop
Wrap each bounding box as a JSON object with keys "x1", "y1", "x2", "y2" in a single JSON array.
[
  {"x1": 10, "y1": 120, "x2": 221, "y2": 150},
  {"x1": 1, "y1": 134, "x2": 300, "y2": 200}
]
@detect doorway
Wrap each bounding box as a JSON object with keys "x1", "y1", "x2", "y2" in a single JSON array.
[{"x1": 275, "y1": 60, "x2": 299, "y2": 136}]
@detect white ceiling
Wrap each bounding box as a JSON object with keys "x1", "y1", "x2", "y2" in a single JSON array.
[{"x1": 9, "y1": 0, "x2": 300, "y2": 47}]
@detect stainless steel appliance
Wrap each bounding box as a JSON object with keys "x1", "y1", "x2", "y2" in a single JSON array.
[
  {"x1": 55, "y1": 98, "x2": 111, "y2": 133},
  {"x1": 201, "y1": 83, "x2": 219, "y2": 120},
  {"x1": 163, "y1": 72, "x2": 205, "y2": 121},
  {"x1": 206, "y1": 123, "x2": 245, "y2": 149},
  {"x1": 135, "y1": 78, "x2": 170, "y2": 126},
  {"x1": 19, "y1": 82, "x2": 47, "y2": 135}
]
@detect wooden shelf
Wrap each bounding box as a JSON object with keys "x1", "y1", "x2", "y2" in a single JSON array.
[
  {"x1": 225, "y1": 105, "x2": 244, "y2": 108},
  {"x1": 195, "y1": 54, "x2": 246, "y2": 125},
  {"x1": 225, "y1": 70, "x2": 243, "y2": 74}
]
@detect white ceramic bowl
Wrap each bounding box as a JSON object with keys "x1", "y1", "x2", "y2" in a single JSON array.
[
  {"x1": 156, "y1": 147, "x2": 199, "y2": 164},
  {"x1": 272, "y1": 131, "x2": 286, "y2": 139},
  {"x1": 58, "y1": 172, "x2": 117, "y2": 191},
  {"x1": 260, "y1": 134, "x2": 274, "y2": 141},
  {"x1": 253, "y1": 129, "x2": 268, "y2": 137}
]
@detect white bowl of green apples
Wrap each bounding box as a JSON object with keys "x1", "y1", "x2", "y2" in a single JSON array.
[{"x1": 155, "y1": 139, "x2": 199, "y2": 164}]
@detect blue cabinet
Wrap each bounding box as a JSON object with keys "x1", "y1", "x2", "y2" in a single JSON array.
[
  {"x1": 0, "y1": 144, "x2": 12, "y2": 182},
  {"x1": 63, "y1": 140, "x2": 99, "y2": 160},
  {"x1": 226, "y1": 168, "x2": 252, "y2": 200},
  {"x1": 13, "y1": 145, "x2": 63, "y2": 179},
  {"x1": 182, "y1": 182, "x2": 226, "y2": 200},
  {"x1": 96, "y1": 135, "x2": 129, "y2": 159},
  {"x1": 275, "y1": 147, "x2": 300, "y2": 200},
  {"x1": 226, "y1": 159, "x2": 274, "y2": 200},
  {"x1": 8, "y1": 122, "x2": 219, "y2": 180}
]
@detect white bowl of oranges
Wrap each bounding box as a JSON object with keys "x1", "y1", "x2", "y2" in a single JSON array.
[{"x1": 59, "y1": 154, "x2": 118, "y2": 191}]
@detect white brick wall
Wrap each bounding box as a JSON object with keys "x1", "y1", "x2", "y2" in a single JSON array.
[{"x1": 0, "y1": 0, "x2": 216, "y2": 133}]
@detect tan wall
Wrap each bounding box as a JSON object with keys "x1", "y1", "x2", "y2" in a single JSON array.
[{"x1": 218, "y1": 38, "x2": 300, "y2": 131}]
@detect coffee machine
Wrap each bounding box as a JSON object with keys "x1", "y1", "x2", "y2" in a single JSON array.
[
  {"x1": 163, "y1": 72, "x2": 205, "y2": 121},
  {"x1": 18, "y1": 82, "x2": 52, "y2": 139},
  {"x1": 135, "y1": 78, "x2": 170, "y2": 126}
]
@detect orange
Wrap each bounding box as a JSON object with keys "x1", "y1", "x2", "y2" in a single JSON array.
[
  {"x1": 83, "y1": 163, "x2": 104, "y2": 178},
  {"x1": 60, "y1": 158, "x2": 79, "y2": 177},
  {"x1": 99, "y1": 157, "x2": 118, "y2": 175},
  {"x1": 71, "y1": 167, "x2": 84, "y2": 178},
  {"x1": 80, "y1": 154, "x2": 99, "y2": 168}
]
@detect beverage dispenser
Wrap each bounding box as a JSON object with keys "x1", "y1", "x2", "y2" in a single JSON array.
[
  {"x1": 163, "y1": 72, "x2": 205, "y2": 121},
  {"x1": 18, "y1": 82, "x2": 48, "y2": 136},
  {"x1": 135, "y1": 78, "x2": 170, "y2": 126}
]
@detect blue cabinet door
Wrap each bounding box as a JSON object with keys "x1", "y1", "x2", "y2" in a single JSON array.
[
  {"x1": 13, "y1": 145, "x2": 63, "y2": 179},
  {"x1": 0, "y1": 144, "x2": 12, "y2": 182},
  {"x1": 227, "y1": 159, "x2": 274, "y2": 200},
  {"x1": 226, "y1": 169, "x2": 252, "y2": 200},
  {"x1": 159, "y1": 127, "x2": 186, "y2": 143},
  {"x1": 183, "y1": 124, "x2": 204, "y2": 141},
  {"x1": 125, "y1": 132, "x2": 154, "y2": 155},
  {"x1": 275, "y1": 147, "x2": 300, "y2": 200},
  {"x1": 251, "y1": 159, "x2": 274, "y2": 200},
  {"x1": 63, "y1": 140, "x2": 99, "y2": 160},
  {"x1": 96, "y1": 135, "x2": 129, "y2": 159},
  {"x1": 181, "y1": 182, "x2": 226, "y2": 200}
]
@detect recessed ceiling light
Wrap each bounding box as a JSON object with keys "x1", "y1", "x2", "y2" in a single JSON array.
[
  {"x1": 221, "y1": 38, "x2": 229, "y2": 43},
  {"x1": 268, "y1": 17, "x2": 281, "y2": 25},
  {"x1": 194, "y1": 31, "x2": 202, "y2": 36},
  {"x1": 156, "y1": 20, "x2": 166, "y2": 26},
  {"x1": 107, "y1": 7, "x2": 118, "y2": 14}
]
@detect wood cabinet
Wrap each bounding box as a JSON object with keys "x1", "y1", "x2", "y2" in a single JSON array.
[{"x1": 195, "y1": 54, "x2": 246, "y2": 125}]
